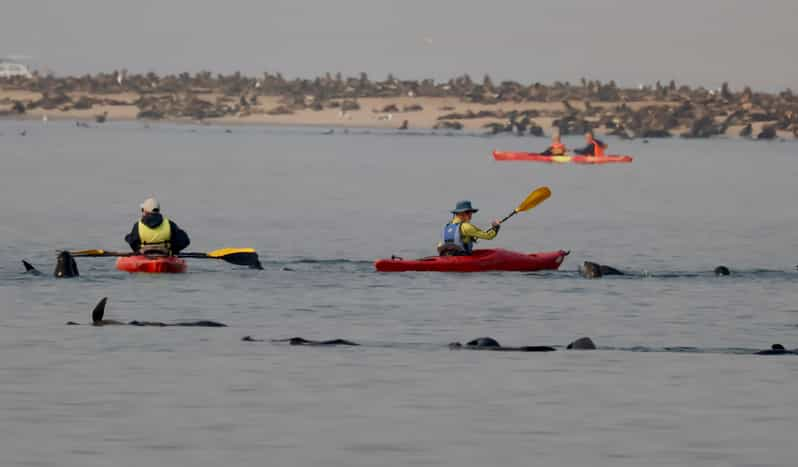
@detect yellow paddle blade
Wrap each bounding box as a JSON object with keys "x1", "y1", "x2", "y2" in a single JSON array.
[
  {"x1": 207, "y1": 247, "x2": 257, "y2": 258},
  {"x1": 70, "y1": 249, "x2": 107, "y2": 256},
  {"x1": 515, "y1": 186, "x2": 551, "y2": 213}
]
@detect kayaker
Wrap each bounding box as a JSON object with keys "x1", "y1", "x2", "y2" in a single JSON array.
[
  {"x1": 437, "y1": 200, "x2": 501, "y2": 256},
  {"x1": 540, "y1": 134, "x2": 567, "y2": 155},
  {"x1": 124, "y1": 197, "x2": 190, "y2": 255},
  {"x1": 573, "y1": 131, "x2": 607, "y2": 157}
]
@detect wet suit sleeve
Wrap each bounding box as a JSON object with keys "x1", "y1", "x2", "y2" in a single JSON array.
[
  {"x1": 575, "y1": 139, "x2": 606, "y2": 155},
  {"x1": 124, "y1": 223, "x2": 140, "y2": 252},
  {"x1": 573, "y1": 144, "x2": 592, "y2": 155},
  {"x1": 540, "y1": 146, "x2": 553, "y2": 155},
  {"x1": 460, "y1": 222, "x2": 498, "y2": 240},
  {"x1": 168, "y1": 221, "x2": 190, "y2": 254}
]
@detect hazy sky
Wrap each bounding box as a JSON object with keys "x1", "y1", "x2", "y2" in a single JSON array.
[{"x1": 3, "y1": 0, "x2": 795, "y2": 90}]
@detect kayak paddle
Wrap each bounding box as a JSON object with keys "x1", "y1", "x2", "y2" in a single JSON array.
[
  {"x1": 70, "y1": 247, "x2": 263, "y2": 269},
  {"x1": 492, "y1": 186, "x2": 551, "y2": 229},
  {"x1": 179, "y1": 248, "x2": 263, "y2": 269}
]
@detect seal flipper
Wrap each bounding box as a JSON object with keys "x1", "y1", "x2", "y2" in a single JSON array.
[
  {"x1": 22, "y1": 260, "x2": 42, "y2": 276},
  {"x1": 92, "y1": 297, "x2": 108, "y2": 323}
]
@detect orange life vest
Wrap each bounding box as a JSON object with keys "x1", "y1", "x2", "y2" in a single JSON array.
[
  {"x1": 589, "y1": 139, "x2": 606, "y2": 157},
  {"x1": 550, "y1": 143, "x2": 565, "y2": 155}
]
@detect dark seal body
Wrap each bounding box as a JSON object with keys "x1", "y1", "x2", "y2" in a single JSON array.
[
  {"x1": 449, "y1": 337, "x2": 556, "y2": 352},
  {"x1": 566, "y1": 337, "x2": 597, "y2": 350},
  {"x1": 714, "y1": 266, "x2": 730, "y2": 276},
  {"x1": 54, "y1": 251, "x2": 79, "y2": 278},
  {"x1": 579, "y1": 261, "x2": 624, "y2": 279}
]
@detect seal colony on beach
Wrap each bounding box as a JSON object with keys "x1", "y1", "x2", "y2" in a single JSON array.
[{"x1": 2, "y1": 72, "x2": 797, "y2": 140}]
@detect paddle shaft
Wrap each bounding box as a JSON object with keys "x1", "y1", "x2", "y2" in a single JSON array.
[
  {"x1": 68, "y1": 248, "x2": 262, "y2": 268},
  {"x1": 485, "y1": 211, "x2": 515, "y2": 233}
]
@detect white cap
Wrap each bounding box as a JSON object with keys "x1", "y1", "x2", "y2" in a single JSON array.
[{"x1": 140, "y1": 197, "x2": 160, "y2": 212}]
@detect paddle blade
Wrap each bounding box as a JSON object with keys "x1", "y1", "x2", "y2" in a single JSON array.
[
  {"x1": 515, "y1": 186, "x2": 551, "y2": 213},
  {"x1": 199, "y1": 248, "x2": 263, "y2": 269},
  {"x1": 206, "y1": 247, "x2": 257, "y2": 258}
]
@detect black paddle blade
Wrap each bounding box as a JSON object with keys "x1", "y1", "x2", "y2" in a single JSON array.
[
  {"x1": 92, "y1": 297, "x2": 108, "y2": 323},
  {"x1": 223, "y1": 252, "x2": 263, "y2": 269}
]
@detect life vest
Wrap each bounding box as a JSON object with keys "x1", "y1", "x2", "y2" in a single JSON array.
[
  {"x1": 550, "y1": 142, "x2": 565, "y2": 155},
  {"x1": 589, "y1": 139, "x2": 606, "y2": 157},
  {"x1": 138, "y1": 215, "x2": 172, "y2": 254},
  {"x1": 441, "y1": 222, "x2": 473, "y2": 255}
]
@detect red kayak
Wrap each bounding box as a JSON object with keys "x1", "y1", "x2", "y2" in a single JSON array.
[
  {"x1": 116, "y1": 255, "x2": 188, "y2": 274},
  {"x1": 374, "y1": 249, "x2": 568, "y2": 272},
  {"x1": 493, "y1": 150, "x2": 633, "y2": 164}
]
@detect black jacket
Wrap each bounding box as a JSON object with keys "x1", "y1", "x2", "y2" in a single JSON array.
[
  {"x1": 574, "y1": 138, "x2": 606, "y2": 155},
  {"x1": 125, "y1": 212, "x2": 190, "y2": 254}
]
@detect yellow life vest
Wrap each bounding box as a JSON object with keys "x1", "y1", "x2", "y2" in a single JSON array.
[{"x1": 138, "y1": 215, "x2": 172, "y2": 254}]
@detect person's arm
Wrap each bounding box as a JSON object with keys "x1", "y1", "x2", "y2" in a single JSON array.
[
  {"x1": 460, "y1": 222, "x2": 499, "y2": 240},
  {"x1": 540, "y1": 147, "x2": 553, "y2": 155},
  {"x1": 124, "y1": 223, "x2": 140, "y2": 252},
  {"x1": 595, "y1": 138, "x2": 607, "y2": 149},
  {"x1": 573, "y1": 144, "x2": 591, "y2": 155},
  {"x1": 169, "y1": 221, "x2": 190, "y2": 253}
]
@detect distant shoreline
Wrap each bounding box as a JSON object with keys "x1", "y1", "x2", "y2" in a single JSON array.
[{"x1": 1, "y1": 73, "x2": 796, "y2": 140}]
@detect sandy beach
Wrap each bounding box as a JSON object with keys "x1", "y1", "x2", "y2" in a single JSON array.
[{"x1": 1, "y1": 82, "x2": 794, "y2": 140}]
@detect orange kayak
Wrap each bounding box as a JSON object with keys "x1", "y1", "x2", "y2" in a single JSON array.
[{"x1": 116, "y1": 255, "x2": 188, "y2": 273}]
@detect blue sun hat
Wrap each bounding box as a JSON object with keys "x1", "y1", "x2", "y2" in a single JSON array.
[{"x1": 451, "y1": 200, "x2": 478, "y2": 214}]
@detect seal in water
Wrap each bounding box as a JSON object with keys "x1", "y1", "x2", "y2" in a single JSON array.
[
  {"x1": 243, "y1": 336, "x2": 359, "y2": 346},
  {"x1": 22, "y1": 260, "x2": 42, "y2": 276},
  {"x1": 55, "y1": 251, "x2": 79, "y2": 278},
  {"x1": 714, "y1": 266, "x2": 730, "y2": 276},
  {"x1": 566, "y1": 337, "x2": 597, "y2": 350},
  {"x1": 579, "y1": 261, "x2": 623, "y2": 279},
  {"x1": 448, "y1": 337, "x2": 556, "y2": 352},
  {"x1": 754, "y1": 344, "x2": 796, "y2": 355},
  {"x1": 66, "y1": 297, "x2": 226, "y2": 327}
]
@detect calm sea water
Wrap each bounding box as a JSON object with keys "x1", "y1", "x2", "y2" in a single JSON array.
[{"x1": 1, "y1": 120, "x2": 797, "y2": 466}]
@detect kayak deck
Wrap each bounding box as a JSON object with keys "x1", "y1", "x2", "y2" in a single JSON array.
[
  {"x1": 493, "y1": 150, "x2": 633, "y2": 164},
  {"x1": 116, "y1": 255, "x2": 188, "y2": 273},
  {"x1": 375, "y1": 249, "x2": 568, "y2": 272}
]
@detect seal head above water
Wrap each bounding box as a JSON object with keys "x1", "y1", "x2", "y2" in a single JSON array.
[
  {"x1": 579, "y1": 261, "x2": 623, "y2": 279},
  {"x1": 54, "y1": 251, "x2": 79, "y2": 278}
]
